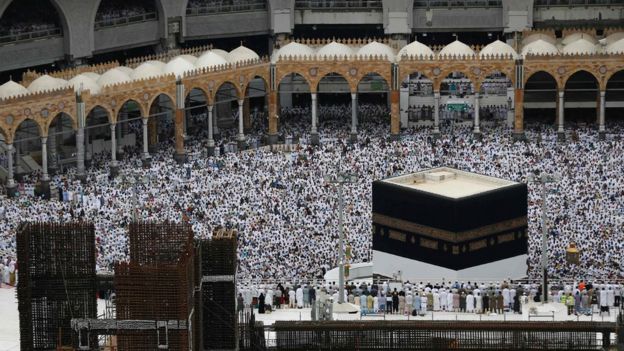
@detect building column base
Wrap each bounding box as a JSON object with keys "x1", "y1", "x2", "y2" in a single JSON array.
[
  {"x1": 557, "y1": 131, "x2": 566, "y2": 142},
  {"x1": 6, "y1": 185, "x2": 17, "y2": 198},
  {"x1": 473, "y1": 131, "x2": 482, "y2": 141},
  {"x1": 39, "y1": 179, "x2": 51, "y2": 200},
  {"x1": 237, "y1": 139, "x2": 246, "y2": 151},
  {"x1": 349, "y1": 132, "x2": 358, "y2": 144},
  {"x1": 432, "y1": 131, "x2": 441, "y2": 140},
  {"x1": 599, "y1": 131, "x2": 606, "y2": 141},
  {"x1": 390, "y1": 133, "x2": 400, "y2": 142},
  {"x1": 310, "y1": 132, "x2": 320, "y2": 146},
  {"x1": 141, "y1": 157, "x2": 151, "y2": 168},
  {"x1": 173, "y1": 152, "x2": 187, "y2": 164},
  {"x1": 109, "y1": 164, "x2": 119, "y2": 178},
  {"x1": 268, "y1": 134, "x2": 278, "y2": 145},
  {"x1": 207, "y1": 145, "x2": 215, "y2": 157},
  {"x1": 512, "y1": 132, "x2": 526, "y2": 141}
]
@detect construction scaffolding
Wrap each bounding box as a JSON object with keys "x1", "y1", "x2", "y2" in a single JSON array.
[
  {"x1": 16, "y1": 222, "x2": 97, "y2": 351},
  {"x1": 114, "y1": 222, "x2": 195, "y2": 351},
  {"x1": 200, "y1": 229, "x2": 238, "y2": 350}
]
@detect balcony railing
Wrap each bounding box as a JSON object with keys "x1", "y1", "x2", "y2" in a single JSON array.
[
  {"x1": 94, "y1": 12, "x2": 157, "y2": 30},
  {"x1": 295, "y1": 0, "x2": 383, "y2": 10},
  {"x1": 414, "y1": 0, "x2": 502, "y2": 7},
  {"x1": 0, "y1": 27, "x2": 62, "y2": 45},
  {"x1": 535, "y1": 0, "x2": 624, "y2": 5},
  {"x1": 186, "y1": 1, "x2": 267, "y2": 16}
]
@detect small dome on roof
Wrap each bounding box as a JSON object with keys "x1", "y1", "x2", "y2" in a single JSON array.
[
  {"x1": 81, "y1": 72, "x2": 100, "y2": 81},
  {"x1": 115, "y1": 66, "x2": 134, "y2": 75},
  {"x1": 131, "y1": 62, "x2": 163, "y2": 80},
  {"x1": 439, "y1": 40, "x2": 475, "y2": 57},
  {"x1": 28, "y1": 75, "x2": 67, "y2": 93},
  {"x1": 521, "y1": 39, "x2": 559, "y2": 56},
  {"x1": 229, "y1": 45, "x2": 260, "y2": 63},
  {"x1": 175, "y1": 55, "x2": 198, "y2": 65},
  {"x1": 273, "y1": 42, "x2": 315, "y2": 62},
  {"x1": 97, "y1": 68, "x2": 132, "y2": 87},
  {"x1": 316, "y1": 41, "x2": 354, "y2": 59},
  {"x1": 196, "y1": 51, "x2": 229, "y2": 69},
  {"x1": 164, "y1": 57, "x2": 196, "y2": 78},
  {"x1": 479, "y1": 40, "x2": 517, "y2": 58},
  {"x1": 522, "y1": 33, "x2": 557, "y2": 46},
  {"x1": 0, "y1": 80, "x2": 28, "y2": 99},
  {"x1": 145, "y1": 60, "x2": 166, "y2": 70},
  {"x1": 562, "y1": 33, "x2": 598, "y2": 45},
  {"x1": 357, "y1": 41, "x2": 395, "y2": 61},
  {"x1": 210, "y1": 49, "x2": 230, "y2": 60},
  {"x1": 68, "y1": 74, "x2": 101, "y2": 94},
  {"x1": 562, "y1": 38, "x2": 598, "y2": 55},
  {"x1": 606, "y1": 38, "x2": 624, "y2": 54},
  {"x1": 397, "y1": 40, "x2": 434, "y2": 61},
  {"x1": 605, "y1": 32, "x2": 624, "y2": 45}
]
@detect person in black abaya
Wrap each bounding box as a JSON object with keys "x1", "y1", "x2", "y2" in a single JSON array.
[{"x1": 258, "y1": 293, "x2": 266, "y2": 314}]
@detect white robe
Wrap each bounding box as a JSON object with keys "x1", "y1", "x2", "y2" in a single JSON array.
[
  {"x1": 433, "y1": 293, "x2": 440, "y2": 311},
  {"x1": 475, "y1": 295, "x2": 483, "y2": 312},
  {"x1": 466, "y1": 294, "x2": 475, "y2": 312},
  {"x1": 296, "y1": 288, "x2": 304, "y2": 308}
]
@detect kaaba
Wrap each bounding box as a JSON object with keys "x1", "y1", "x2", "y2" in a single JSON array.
[{"x1": 372, "y1": 167, "x2": 528, "y2": 281}]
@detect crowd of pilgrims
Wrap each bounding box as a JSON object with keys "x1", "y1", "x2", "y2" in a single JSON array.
[
  {"x1": 243, "y1": 280, "x2": 622, "y2": 316},
  {"x1": 0, "y1": 102, "x2": 623, "y2": 286}
]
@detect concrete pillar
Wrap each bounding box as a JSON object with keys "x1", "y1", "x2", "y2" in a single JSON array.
[
  {"x1": 433, "y1": 91, "x2": 441, "y2": 136},
  {"x1": 513, "y1": 88, "x2": 525, "y2": 140},
  {"x1": 557, "y1": 91, "x2": 565, "y2": 141},
  {"x1": 142, "y1": 118, "x2": 150, "y2": 167},
  {"x1": 390, "y1": 89, "x2": 400, "y2": 140},
  {"x1": 268, "y1": 91, "x2": 278, "y2": 145},
  {"x1": 350, "y1": 92, "x2": 357, "y2": 143},
  {"x1": 474, "y1": 92, "x2": 481, "y2": 136},
  {"x1": 40, "y1": 137, "x2": 50, "y2": 199},
  {"x1": 174, "y1": 81, "x2": 187, "y2": 164},
  {"x1": 237, "y1": 99, "x2": 246, "y2": 150},
  {"x1": 110, "y1": 123, "x2": 118, "y2": 177},
  {"x1": 599, "y1": 90, "x2": 606, "y2": 140},
  {"x1": 6, "y1": 144, "x2": 16, "y2": 198},
  {"x1": 207, "y1": 104, "x2": 215, "y2": 156},
  {"x1": 76, "y1": 98, "x2": 86, "y2": 182},
  {"x1": 310, "y1": 92, "x2": 319, "y2": 145}
]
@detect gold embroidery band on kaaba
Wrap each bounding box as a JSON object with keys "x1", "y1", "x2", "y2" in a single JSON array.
[{"x1": 372, "y1": 213, "x2": 527, "y2": 243}]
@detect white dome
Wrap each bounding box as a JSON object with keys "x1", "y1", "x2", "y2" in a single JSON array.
[
  {"x1": 0, "y1": 80, "x2": 28, "y2": 99},
  {"x1": 229, "y1": 45, "x2": 260, "y2": 63},
  {"x1": 605, "y1": 32, "x2": 624, "y2": 46},
  {"x1": 479, "y1": 40, "x2": 517, "y2": 58},
  {"x1": 606, "y1": 38, "x2": 624, "y2": 54},
  {"x1": 562, "y1": 33, "x2": 597, "y2": 45},
  {"x1": 522, "y1": 33, "x2": 557, "y2": 47},
  {"x1": 562, "y1": 38, "x2": 598, "y2": 55},
  {"x1": 357, "y1": 41, "x2": 395, "y2": 61},
  {"x1": 196, "y1": 51, "x2": 229, "y2": 69},
  {"x1": 521, "y1": 39, "x2": 559, "y2": 56},
  {"x1": 174, "y1": 55, "x2": 198, "y2": 65},
  {"x1": 68, "y1": 74, "x2": 101, "y2": 94},
  {"x1": 439, "y1": 40, "x2": 475, "y2": 57},
  {"x1": 28, "y1": 75, "x2": 67, "y2": 93},
  {"x1": 131, "y1": 62, "x2": 163, "y2": 80},
  {"x1": 97, "y1": 68, "x2": 132, "y2": 87},
  {"x1": 164, "y1": 57, "x2": 196, "y2": 78},
  {"x1": 81, "y1": 72, "x2": 100, "y2": 80},
  {"x1": 397, "y1": 40, "x2": 434, "y2": 61},
  {"x1": 273, "y1": 42, "x2": 315, "y2": 62},
  {"x1": 115, "y1": 66, "x2": 134, "y2": 75},
  {"x1": 144, "y1": 60, "x2": 166, "y2": 70},
  {"x1": 316, "y1": 41, "x2": 354, "y2": 60},
  {"x1": 210, "y1": 49, "x2": 230, "y2": 61}
]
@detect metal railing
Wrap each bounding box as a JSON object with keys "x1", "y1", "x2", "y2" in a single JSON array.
[
  {"x1": 535, "y1": 0, "x2": 624, "y2": 6},
  {"x1": 413, "y1": 0, "x2": 503, "y2": 7},
  {"x1": 186, "y1": 1, "x2": 267, "y2": 15},
  {"x1": 295, "y1": 0, "x2": 383, "y2": 10},
  {"x1": 0, "y1": 27, "x2": 62, "y2": 45},
  {"x1": 94, "y1": 12, "x2": 157, "y2": 30}
]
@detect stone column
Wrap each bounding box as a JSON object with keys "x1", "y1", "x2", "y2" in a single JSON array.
[
  {"x1": 76, "y1": 98, "x2": 86, "y2": 182},
  {"x1": 142, "y1": 118, "x2": 151, "y2": 167},
  {"x1": 350, "y1": 92, "x2": 357, "y2": 143},
  {"x1": 310, "y1": 92, "x2": 319, "y2": 145},
  {"x1": 433, "y1": 91, "x2": 441, "y2": 137},
  {"x1": 599, "y1": 90, "x2": 606, "y2": 140},
  {"x1": 237, "y1": 99, "x2": 246, "y2": 150},
  {"x1": 513, "y1": 88, "x2": 525, "y2": 140},
  {"x1": 390, "y1": 89, "x2": 400, "y2": 140},
  {"x1": 473, "y1": 92, "x2": 481, "y2": 137},
  {"x1": 40, "y1": 137, "x2": 51, "y2": 198},
  {"x1": 207, "y1": 104, "x2": 215, "y2": 156},
  {"x1": 110, "y1": 123, "x2": 119, "y2": 177},
  {"x1": 174, "y1": 80, "x2": 187, "y2": 163},
  {"x1": 557, "y1": 91, "x2": 565, "y2": 141},
  {"x1": 6, "y1": 143, "x2": 16, "y2": 198},
  {"x1": 268, "y1": 90, "x2": 278, "y2": 145}
]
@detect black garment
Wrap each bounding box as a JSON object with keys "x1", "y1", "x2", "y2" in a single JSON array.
[
  {"x1": 392, "y1": 293, "x2": 399, "y2": 313},
  {"x1": 258, "y1": 293, "x2": 266, "y2": 314},
  {"x1": 513, "y1": 295, "x2": 520, "y2": 313},
  {"x1": 482, "y1": 295, "x2": 489, "y2": 311}
]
